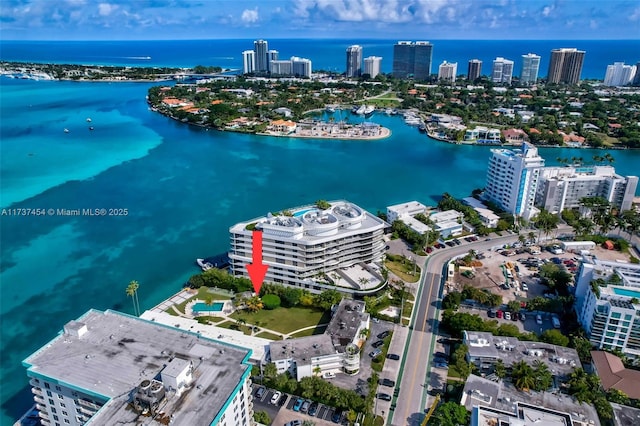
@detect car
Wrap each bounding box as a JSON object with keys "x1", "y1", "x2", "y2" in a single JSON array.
[
  {"x1": 521, "y1": 283, "x2": 529, "y2": 291},
  {"x1": 496, "y1": 310, "x2": 503, "y2": 319},
  {"x1": 504, "y1": 311, "x2": 511, "y2": 320},
  {"x1": 434, "y1": 362, "x2": 449, "y2": 368},
  {"x1": 372, "y1": 339, "x2": 385, "y2": 348},
  {"x1": 385, "y1": 245, "x2": 390, "y2": 250},
  {"x1": 331, "y1": 410, "x2": 343, "y2": 423},
  {"x1": 377, "y1": 330, "x2": 391, "y2": 339},
  {"x1": 386, "y1": 353, "x2": 400, "y2": 360},
  {"x1": 446, "y1": 241, "x2": 455, "y2": 247},
  {"x1": 308, "y1": 402, "x2": 318, "y2": 416},
  {"x1": 322, "y1": 371, "x2": 336, "y2": 379},
  {"x1": 511, "y1": 312, "x2": 519, "y2": 321},
  {"x1": 285, "y1": 421, "x2": 302, "y2": 426},
  {"x1": 270, "y1": 390, "x2": 282, "y2": 404},
  {"x1": 255, "y1": 386, "x2": 266, "y2": 399},
  {"x1": 536, "y1": 314, "x2": 543, "y2": 325},
  {"x1": 426, "y1": 246, "x2": 433, "y2": 253},
  {"x1": 377, "y1": 393, "x2": 392, "y2": 401},
  {"x1": 453, "y1": 239, "x2": 461, "y2": 245},
  {"x1": 487, "y1": 309, "x2": 496, "y2": 318},
  {"x1": 519, "y1": 312, "x2": 526, "y2": 321},
  {"x1": 552, "y1": 316, "x2": 561, "y2": 329},
  {"x1": 278, "y1": 394, "x2": 289, "y2": 407},
  {"x1": 380, "y1": 378, "x2": 395, "y2": 387},
  {"x1": 369, "y1": 349, "x2": 382, "y2": 358},
  {"x1": 300, "y1": 400, "x2": 310, "y2": 413},
  {"x1": 293, "y1": 398, "x2": 304, "y2": 412}
]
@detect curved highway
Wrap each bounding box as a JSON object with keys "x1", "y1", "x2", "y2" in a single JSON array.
[{"x1": 388, "y1": 233, "x2": 529, "y2": 426}]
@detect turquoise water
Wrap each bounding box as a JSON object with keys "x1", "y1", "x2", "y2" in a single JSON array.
[
  {"x1": 1, "y1": 78, "x2": 640, "y2": 424},
  {"x1": 612, "y1": 287, "x2": 640, "y2": 298},
  {"x1": 293, "y1": 208, "x2": 314, "y2": 217},
  {"x1": 192, "y1": 302, "x2": 224, "y2": 312}
]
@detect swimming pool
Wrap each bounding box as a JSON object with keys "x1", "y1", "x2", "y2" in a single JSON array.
[
  {"x1": 612, "y1": 287, "x2": 640, "y2": 299},
  {"x1": 293, "y1": 208, "x2": 314, "y2": 217},
  {"x1": 192, "y1": 302, "x2": 224, "y2": 312}
]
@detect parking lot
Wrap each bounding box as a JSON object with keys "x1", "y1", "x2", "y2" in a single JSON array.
[{"x1": 252, "y1": 385, "x2": 345, "y2": 425}]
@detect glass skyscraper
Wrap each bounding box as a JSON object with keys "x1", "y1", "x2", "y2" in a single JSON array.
[
  {"x1": 392, "y1": 41, "x2": 432, "y2": 80},
  {"x1": 520, "y1": 53, "x2": 541, "y2": 84}
]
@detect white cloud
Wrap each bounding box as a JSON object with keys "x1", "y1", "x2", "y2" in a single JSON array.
[
  {"x1": 98, "y1": 3, "x2": 118, "y2": 16},
  {"x1": 541, "y1": 4, "x2": 555, "y2": 17},
  {"x1": 589, "y1": 19, "x2": 598, "y2": 29},
  {"x1": 241, "y1": 8, "x2": 259, "y2": 23},
  {"x1": 629, "y1": 7, "x2": 640, "y2": 21}
]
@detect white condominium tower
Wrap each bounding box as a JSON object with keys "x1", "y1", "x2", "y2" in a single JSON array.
[
  {"x1": 574, "y1": 259, "x2": 640, "y2": 359},
  {"x1": 242, "y1": 50, "x2": 255, "y2": 74},
  {"x1": 229, "y1": 201, "x2": 387, "y2": 294},
  {"x1": 520, "y1": 53, "x2": 541, "y2": 84},
  {"x1": 23, "y1": 309, "x2": 254, "y2": 426},
  {"x1": 346, "y1": 45, "x2": 363, "y2": 78},
  {"x1": 536, "y1": 165, "x2": 638, "y2": 214},
  {"x1": 484, "y1": 142, "x2": 545, "y2": 219},
  {"x1": 492, "y1": 57, "x2": 514, "y2": 84},
  {"x1": 604, "y1": 62, "x2": 637, "y2": 86},
  {"x1": 364, "y1": 56, "x2": 382, "y2": 78},
  {"x1": 438, "y1": 61, "x2": 457, "y2": 82}
]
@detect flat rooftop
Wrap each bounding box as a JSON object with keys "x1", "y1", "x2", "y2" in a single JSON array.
[
  {"x1": 463, "y1": 375, "x2": 600, "y2": 426},
  {"x1": 464, "y1": 331, "x2": 581, "y2": 377},
  {"x1": 24, "y1": 309, "x2": 252, "y2": 426},
  {"x1": 386, "y1": 201, "x2": 427, "y2": 215},
  {"x1": 326, "y1": 299, "x2": 368, "y2": 351},
  {"x1": 611, "y1": 403, "x2": 640, "y2": 426},
  {"x1": 270, "y1": 334, "x2": 336, "y2": 362}
]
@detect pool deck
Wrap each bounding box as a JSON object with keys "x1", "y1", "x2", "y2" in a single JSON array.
[{"x1": 186, "y1": 299, "x2": 234, "y2": 317}]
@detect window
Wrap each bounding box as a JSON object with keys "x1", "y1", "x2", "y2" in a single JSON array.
[
  {"x1": 64, "y1": 420, "x2": 70, "y2": 424},
  {"x1": 53, "y1": 415, "x2": 59, "y2": 421},
  {"x1": 58, "y1": 394, "x2": 64, "y2": 400},
  {"x1": 45, "y1": 383, "x2": 50, "y2": 389},
  {"x1": 47, "y1": 390, "x2": 52, "y2": 397},
  {"x1": 55, "y1": 386, "x2": 62, "y2": 391},
  {"x1": 60, "y1": 403, "x2": 65, "y2": 408},
  {"x1": 49, "y1": 399, "x2": 55, "y2": 405}
]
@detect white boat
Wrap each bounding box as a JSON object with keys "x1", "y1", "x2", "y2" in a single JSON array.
[
  {"x1": 86, "y1": 118, "x2": 92, "y2": 122},
  {"x1": 363, "y1": 105, "x2": 375, "y2": 116},
  {"x1": 325, "y1": 106, "x2": 336, "y2": 113},
  {"x1": 196, "y1": 258, "x2": 214, "y2": 271},
  {"x1": 64, "y1": 128, "x2": 70, "y2": 133},
  {"x1": 355, "y1": 105, "x2": 366, "y2": 115}
]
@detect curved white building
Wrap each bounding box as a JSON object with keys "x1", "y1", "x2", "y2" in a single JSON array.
[{"x1": 229, "y1": 200, "x2": 387, "y2": 294}]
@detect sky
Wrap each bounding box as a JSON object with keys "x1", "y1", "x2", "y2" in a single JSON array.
[{"x1": 1, "y1": 0, "x2": 639, "y2": 41}]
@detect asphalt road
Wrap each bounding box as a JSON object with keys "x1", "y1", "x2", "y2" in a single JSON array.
[{"x1": 389, "y1": 232, "x2": 535, "y2": 426}]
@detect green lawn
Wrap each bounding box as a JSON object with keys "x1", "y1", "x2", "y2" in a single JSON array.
[
  {"x1": 385, "y1": 258, "x2": 421, "y2": 283},
  {"x1": 217, "y1": 320, "x2": 252, "y2": 335},
  {"x1": 230, "y1": 307, "x2": 331, "y2": 334},
  {"x1": 256, "y1": 331, "x2": 282, "y2": 340},
  {"x1": 289, "y1": 325, "x2": 328, "y2": 338}
]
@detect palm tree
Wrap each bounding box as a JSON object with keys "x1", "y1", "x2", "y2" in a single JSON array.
[
  {"x1": 126, "y1": 280, "x2": 141, "y2": 316},
  {"x1": 511, "y1": 360, "x2": 535, "y2": 391}
]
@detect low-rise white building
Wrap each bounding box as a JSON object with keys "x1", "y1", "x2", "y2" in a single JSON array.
[
  {"x1": 386, "y1": 201, "x2": 427, "y2": 222},
  {"x1": 430, "y1": 209, "x2": 464, "y2": 237},
  {"x1": 462, "y1": 197, "x2": 501, "y2": 228},
  {"x1": 269, "y1": 299, "x2": 369, "y2": 379}
]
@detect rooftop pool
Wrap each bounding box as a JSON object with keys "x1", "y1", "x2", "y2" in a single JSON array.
[
  {"x1": 192, "y1": 302, "x2": 224, "y2": 312},
  {"x1": 612, "y1": 287, "x2": 640, "y2": 299}
]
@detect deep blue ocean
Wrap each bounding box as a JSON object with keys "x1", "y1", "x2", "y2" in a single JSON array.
[{"x1": 1, "y1": 39, "x2": 639, "y2": 424}]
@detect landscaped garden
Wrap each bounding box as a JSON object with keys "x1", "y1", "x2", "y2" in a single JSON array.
[
  {"x1": 384, "y1": 253, "x2": 421, "y2": 283},
  {"x1": 230, "y1": 306, "x2": 331, "y2": 335}
]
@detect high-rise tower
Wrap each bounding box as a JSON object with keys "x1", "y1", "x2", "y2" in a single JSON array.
[
  {"x1": 364, "y1": 56, "x2": 382, "y2": 78},
  {"x1": 242, "y1": 50, "x2": 255, "y2": 74},
  {"x1": 253, "y1": 39, "x2": 269, "y2": 73},
  {"x1": 392, "y1": 41, "x2": 433, "y2": 80},
  {"x1": 467, "y1": 59, "x2": 482, "y2": 81},
  {"x1": 520, "y1": 53, "x2": 541, "y2": 84},
  {"x1": 492, "y1": 57, "x2": 514, "y2": 84},
  {"x1": 346, "y1": 45, "x2": 363, "y2": 78},
  {"x1": 547, "y1": 48, "x2": 585, "y2": 84}
]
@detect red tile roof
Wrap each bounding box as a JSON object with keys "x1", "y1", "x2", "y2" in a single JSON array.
[{"x1": 591, "y1": 351, "x2": 640, "y2": 399}]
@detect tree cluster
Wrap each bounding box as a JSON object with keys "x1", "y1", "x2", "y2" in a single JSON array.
[
  {"x1": 187, "y1": 268, "x2": 253, "y2": 293},
  {"x1": 260, "y1": 283, "x2": 342, "y2": 311}
]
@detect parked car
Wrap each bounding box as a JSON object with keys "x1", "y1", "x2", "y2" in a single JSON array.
[
  {"x1": 380, "y1": 378, "x2": 395, "y2": 387},
  {"x1": 372, "y1": 339, "x2": 385, "y2": 348},
  {"x1": 511, "y1": 312, "x2": 519, "y2": 321},
  {"x1": 369, "y1": 349, "x2": 383, "y2": 358},
  {"x1": 521, "y1": 283, "x2": 528, "y2": 291},
  {"x1": 293, "y1": 398, "x2": 304, "y2": 412},
  {"x1": 255, "y1": 386, "x2": 266, "y2": 399},
  {"x1": 426, "y1": 246, "x2": 433, "y2": 253},
  {"x1": 377, "y1": 393, "x2": 392, "y2": 401},
  {"x1": 504, "y1": 311, "x2": 511, "y2": 320},
  {"x1": 270, "y1": 391, "x2": 281, "y2": 404},
  {"x1": 536, "y1": 314, "x2": 543, "y2": 325},
  {"x1": 496, "y1": 310, "x2": 503, "y2": 319},
  {"x1": 331, "y1": 410, "x2": 343, "y2": 423},
  {"x1": 552, "y1": 316, "x2": 561, "y2": 329},
  {"x1": 487, "y1": 309, "x2": 496, "y2": 318},
  {"x1": 322, "y1": 371, "x2": 336, "y2": 379},
  {"x1": 386, "y1": 353, "x2": 400, "y2": 360},
  {"x1": 285, "y1": 421, "x2": 302, "y2": 426},
  {"x1": 300, "y1": 400, "x2": 310, "y2": 413},
  {"x1": 377, "y1": 330, "x2": 391, "y2": 339},
  {"x1": 519, "y1": 312, "x2": 526, "y2": 321},
  {"x1": 434, "y1": 362, "x2": 449, "y2": 368},
  {"x1": 308, "y1": 402, "x2": 318, "y2": 416}
]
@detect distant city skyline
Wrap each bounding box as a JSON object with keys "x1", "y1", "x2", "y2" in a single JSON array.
[{"x1": 1, "y1": 0, "x2": 639, "y2": 41}]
